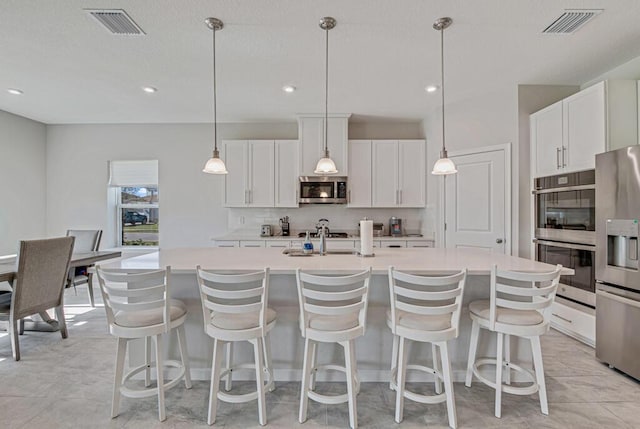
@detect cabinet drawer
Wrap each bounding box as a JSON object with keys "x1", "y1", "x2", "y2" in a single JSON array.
[
  {"x1": 380, "y1": 240, "x2": 407, "y2": 248},
  {"x1": 240, "y1": 241, "x2": 265, "y2": 248},
  {"x1": 265, "y1": 240, "x2": 290, "y2": 248},
  {"x1": 407, "y1": 240, "x2": 433, "y2": 248},
  {"x1": 214, "y1": 240, "x2": 239, "y2": 248},
  {"x1": 550, "y1": 300, "x2": 595, "y2": 347}
]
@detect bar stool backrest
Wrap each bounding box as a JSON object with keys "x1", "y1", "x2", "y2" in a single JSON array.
[
  {"x1": 388, "y1": 267, "x2": 467, "y2": 337},
  {"x1": 96, "y1": 267, "x2": 171, "y2": 331},
  {"x1": 196, "y1": 266, "x2": 270, "y2": 337},
  {"x1": 296, "y1": 268, "x2": 372, "y2": 339},
  {"x1": 490, "y1": 264, "x2": 562, "y2": 331}
]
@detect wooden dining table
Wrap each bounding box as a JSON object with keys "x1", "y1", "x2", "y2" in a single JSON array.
[{"x1": 0, "y1": 250, "x2": 122, "y2": 330}]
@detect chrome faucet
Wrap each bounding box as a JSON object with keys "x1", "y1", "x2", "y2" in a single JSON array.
[{"x1": 319, "y1": 225, "x2": 327, "y2": 256}]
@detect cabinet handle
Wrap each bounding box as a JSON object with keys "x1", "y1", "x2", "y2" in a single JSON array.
[
  {"x1": 399, "y1": 190, "x2": 403, "y2": 204},
  {"x1": 556, "y1": 148, "x2": 561, "y2": 169},
  {"x1": 396, "y1": 190, "x2": 399, "y2": 204},
  {"x1": 348, "y1": 190, "x2": 351, "y2": 203},
  {"x1": 552, "y1": 313, "x2": 572, "y2": 323},
  {"x1": 249, "y1": 190, "x2": 252, "y2": 204},
  {"x1": 562, "y1": 146, "x2": 567, "y2": 167}
]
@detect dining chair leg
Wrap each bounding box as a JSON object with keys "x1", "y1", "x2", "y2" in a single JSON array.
[
  {"x1": 18, "y1": 318, "x2": 24, "y2": 335},
  {"x1": 394, "y1": 336, "x2": 408, "y2": 424},
  {"x1": 208, "y1": 338, "x2": 225, "y2": 425},
  {"x1": 390, "y1": 334, "x2": 399, "y2": 390},
  {"x1": 465, "y1": 321, "x2": 480, "y2": 387},
  {"x1": 504, "y1": 334, "x2": 511, "y2": 385},
  {"x1": 145, "y1": 336, "x2": 152, "y2": 387},
  {"x1": 344, "y1": 339, "x2": 358, "y2": 429},
  {"x1": 494, "y1": 332, "x2": 504, "y2": 418},
  {"x1": 176, "y1": 325, "x2": 192, "y2": 389},
  {"x1": 224, "y1": 342, "x2": 233, "y2": 392},
  {"x1": 9, "y1": 317, "x2": 20, "y2": 361},
  {"x1": 253, "y1": 337, "x2": 267, "y2": 426},
  {"x1": 432, "y1": 342, "x2": 442, "y2": 394},
  {"x1": 439, "y1": 342, "x2": 457, "y2": 429},
  {"x1": 299, "y1": 337, "x2": 313, "y2": 424},
  {"x1": 263, "y1": 333, "x2": 275, "y2": 392},
  {"x1": 154, "y1": 334, "x2": 166, "y2": 422},
  {"x1": 112, "y1": 337, "x2": 127, "y2": 418},
  {"x1": 531, "y1": 336, "x2": 549, "y2": 415},
  {"x1": 55, "y1": 305, "x2": 68, "y2": 339},
  {"x1": 87, "y1": 272, "x2": 96, "y2": 307}
]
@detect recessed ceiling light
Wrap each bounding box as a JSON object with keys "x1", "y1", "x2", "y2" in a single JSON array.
[
  {"x1": 282, "y1": 85, "x2": 296, "y2": 93},
  {"x1": 7, "y1": 88, "x2": 23, "y2": 95},
  {"x1": 142, "y1": 86, "x2": 157, "y2": 93},
  {"x1": 425, "y1": 85, "x2": 438, "y2": 93}
]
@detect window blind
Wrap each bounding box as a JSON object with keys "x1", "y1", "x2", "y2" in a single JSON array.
[{"x1": 108, "y1": 160, "x2": 158, "y2": 187}]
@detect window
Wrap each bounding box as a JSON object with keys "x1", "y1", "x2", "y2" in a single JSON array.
[{"x1": 109, "y1": 160, "x2": 159, "y2": 247}]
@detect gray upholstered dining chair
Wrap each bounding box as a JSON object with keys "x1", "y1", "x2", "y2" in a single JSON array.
[
  {"x1": 0, "y1": 236, "x2": 75, "y2": 361},
  {"x1": 66, "y1": 229, "x2": 102, "y2": 307}
]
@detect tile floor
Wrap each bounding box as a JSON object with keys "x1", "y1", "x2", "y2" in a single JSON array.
[{"x1": 1, "y1": 285, "x2": 639, "y2": 428}]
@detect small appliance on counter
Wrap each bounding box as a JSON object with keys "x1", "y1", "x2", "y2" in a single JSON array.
[
  {"x1": 279, "y1": 216, "x2": 290, "y2": 236},
  {"x1": 260, "y1": 224, "x2": 273, "y2": 237},
  {"x1": 358, "y1": 221, "x2": 384, "y2": 237},
  {"x1": 389, "y1": 217, "x2": 403, "y2": 237}
]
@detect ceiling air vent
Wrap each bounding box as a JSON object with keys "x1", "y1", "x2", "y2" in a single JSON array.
[
  {"x1": 85, "y1": 9, "x2": 145, "y2": 35},
  {"x1": 542, "y1": 9, "x2": 602, "y2": 34}
]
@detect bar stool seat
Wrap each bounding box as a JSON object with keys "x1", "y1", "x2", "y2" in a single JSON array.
[
  {"x1": 386, "y1": 309, "x2": 452, "y2": 331},
  {"x1": 465, "y1": 264, "x2": 562, "y2": 419},
  {"x1": 210, "y1": 307, "x2": 277, "y2": 330},
  {"x1": 114, "y1": 299, "x2": 187, "y2": 328}
]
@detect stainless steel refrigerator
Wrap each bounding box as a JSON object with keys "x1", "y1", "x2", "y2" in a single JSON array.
[{"x1": 595, "y1": 145, "x2": 640, "y2": 380}]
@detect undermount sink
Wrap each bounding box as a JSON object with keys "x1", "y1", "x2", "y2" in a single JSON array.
[
  {"x1": 282, "y1": 248, "x2": 355, "y2": 256},
  {"x1": 297, "y1": 232, "x2": 350, "y2": 238}
]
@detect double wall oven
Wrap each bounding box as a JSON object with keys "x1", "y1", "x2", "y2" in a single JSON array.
[{"x1": 533, "y1": 170, "x2": 596, "y2": 307}]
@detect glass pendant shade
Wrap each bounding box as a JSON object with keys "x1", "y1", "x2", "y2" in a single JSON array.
[
  {"x1": 314, "y1": 150, "x2": 338, "y2": 174},
  {"x1": 431, "y1": 156, "x2": 457, "y2": 175},
  {"x1": 203, "y1": 150, "x2": 228, "y2": 174}
]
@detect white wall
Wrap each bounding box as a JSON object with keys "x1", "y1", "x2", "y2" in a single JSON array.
[
  {"x1": 0, "y1": 110, "x2": 46, "y2": 255},
  {"x1": 45, "y1": 121, "x2": 425, "y2": 248}
]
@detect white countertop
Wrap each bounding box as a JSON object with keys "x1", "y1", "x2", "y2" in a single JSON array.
[{"x1": 100, "y1": 247, "x2": 571, "y2": 276}]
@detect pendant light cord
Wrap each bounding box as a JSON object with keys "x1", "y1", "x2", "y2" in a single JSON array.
[
  {"x1": 440, "y1": 26, "x2": 446, "y2": 157},
  {"x1": 324, "y1": 25, "x2": 329, "y2": 156},
  {"x1": 212, "y1": 25, "x2": 218, "y2": 154}
]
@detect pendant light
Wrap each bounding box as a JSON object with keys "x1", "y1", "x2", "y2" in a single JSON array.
[
  {"x1": 202, "y1": 17, "x2": 228, "y2": 174},
  {"x1": 314, "y1": 17, "x2": 338, "y2": 175},
  {"x1": 431, "y1": 17, "x2": 457, "y2": 175}
]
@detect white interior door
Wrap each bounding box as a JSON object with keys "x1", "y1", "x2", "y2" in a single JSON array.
[{"x1": 444, "y1": 145, "x2": 509, "y2": 253}]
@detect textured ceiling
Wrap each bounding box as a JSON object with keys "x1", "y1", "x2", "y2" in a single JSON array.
[{"x1": 1, "y1": 0, "x2": 640, "y2": 124}]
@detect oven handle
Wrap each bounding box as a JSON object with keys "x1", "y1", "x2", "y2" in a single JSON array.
[
  {"x1": 532, "y1": 184, "x2": 595, "y2": 194},
  {"x1": 597, "y1": 289, "x2": 640, "y2": 309},
  {"x1": 533, "y1": 239, "x2": 595, "y2": 252}
]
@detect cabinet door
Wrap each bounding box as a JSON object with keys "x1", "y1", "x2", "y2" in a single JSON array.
[
  {"x1": 531, "y1": 101, "x2": 563, "y2": 178},
  {"x1": 298, "y1": 116, "x2": 348, "y2": 175},
  {"x1": 372, "y1": 140, "x2": 399, "y2": 207},
  {"x1": 275, "y1": 140, "x2": 299, "y2": 207},
  {"x1": 380, "y1": 240, "x2": 407, "y2": 248},
  {"x1": 564, "y1": 82, "x2": 606, "y2": 173},
  {"x1": 223, "y1": 141, "x2": 248, "y2": 207},
  {"x1": 398, "y1": 140, "x2": 425, "y2": 207},
  {"x1": 327, "y1": 117, "x2": 348, "y2": 175},
  {"x1": 248, "y1": 141, "x2": 275, "y2": 207},
  {"x1": 347, "y1": 140, "x2": 372, "y2": 207}
]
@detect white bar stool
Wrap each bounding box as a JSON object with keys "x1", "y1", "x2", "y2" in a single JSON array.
[
  {"x1": 296, "y1": 268, "x2": 372, "y2": 429},
  {"x1": 465, "y1": 264, "x2": 562, "y2": 418},
  {"x1": 96, "y1": 266, "x2": 192, "y2": 422},
  {"x1": 196, "y1": 266, "x2": 276, "y2": 426},
  {"x1": 387, "y1": 267, "x2": 467, "y2": 429}
]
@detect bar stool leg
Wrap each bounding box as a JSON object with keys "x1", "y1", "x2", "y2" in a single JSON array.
[
  {"x1": 349, "y1": 339, "x2": 360, "y2": 394},
  {"x1": 439, "y1": 342, "x2": 457, "y2": 429},
  {"x1": 253, "y1": 337, "x2": 267, "y2": 426},
  {"x1": 504, "y1": 334, "x2": 511, "y2": 385},
  {"x1": 494, "y1": 332, "x2": 504, "y2": 418},
  {"x1": 154, "y1": 334, "x2": 166, "y2": 422},
  {"x1": 309, "y1": 341, "x2": 318, "y2": 391},
  {"x1": 394, "y1": 336, "x2": 408, "y2": 424},
  {"x1": 531, "y1": 336, "x2": 549, "y2": 415},
  {"x1": 465, "y1": 321, "x2": 480, "y2": 387},
  {"x1": 263, "y1": 333, "x2": 275, "y2": 392},
  {"x1": 344, "y1": 339, "x2": 358, "y2": 429},
  {"x1": 299, "y1": 338, "x2": 313, "y2": 423},
  {"x1": 390, "y1": 334, "x2": 399, "y2": 390},
  {"x1": 208, "y1": 338, "x2": 225, "y2": 425},
  {"x1": 144, "y1": 336, "x2": 152, "y2": 387},
  {"x1": 111, "y1": 337, "x2": 127, "y2": 418},
  {"x1": 177, "y1": 324, "x2": 192, "y2": 389},
  {"x1": 432, "y1": 343, "x2": 442, "y2": 394},
  {"x1": 224, "y1": 342, "x2": 233, "y2": 392}
]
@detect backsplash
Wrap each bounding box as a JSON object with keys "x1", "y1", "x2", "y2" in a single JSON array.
[{"x1": 227, "y1": 206, "x2": 432, "y2": 238}]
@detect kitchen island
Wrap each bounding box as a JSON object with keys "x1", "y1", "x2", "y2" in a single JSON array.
[{"x1": 100, "y1": 247, "x2": 569, "y2": 382}]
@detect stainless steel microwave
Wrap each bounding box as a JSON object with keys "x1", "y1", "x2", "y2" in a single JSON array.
[{"x1": 299, "y1": 176, "x2": 347, "y2": 204}]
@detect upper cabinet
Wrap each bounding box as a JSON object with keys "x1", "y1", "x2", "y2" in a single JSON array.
[
  {"x1": 348, "y1": 139, "x2": 425, "y2": 208},
  {"x1": 222, "y1": 140, "x2": 298, "y2": 208},
  {"x1": 298, "y1": 114, "x2": 350, "y2": 176},
  {"x1": 531, "y1": 80, "x2": 638, "y2": 178}
]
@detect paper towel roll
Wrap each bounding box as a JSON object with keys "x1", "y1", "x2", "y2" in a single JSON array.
[{"x1": 360, "y1": 220, "x2": 374, "y2": 256}]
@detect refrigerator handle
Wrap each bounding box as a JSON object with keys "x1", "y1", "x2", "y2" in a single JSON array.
[{"x1": 597, "y1": 289, "x2": 640, "y2": 309}]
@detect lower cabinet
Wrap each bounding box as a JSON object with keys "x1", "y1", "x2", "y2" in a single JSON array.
[
  {"x1": 213, "y1": 240, "x2": 240, "y2": 248},
  {"x1": 240, "y1": 241, "x2": 265, "y2": 248},
  {"x1": 550, "y1": 298, "x2": 595, "y2": 347}
]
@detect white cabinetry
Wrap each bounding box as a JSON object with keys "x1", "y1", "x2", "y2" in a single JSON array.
[
  {"x1": 298, "y1": 115, "x2": 350, "y2": 176},
  {"x1": 550, "y1": 298, "x2": 595, "y2": 347},
  {"x1": 531, "y1": 80, "x2": 638, "y2": 178},
  {"x1": 223, "y1": 140, "x2": 298, "y2": 208},
  {"x1": 348, "y1": 139, "x2": 425, "y2": 208}
]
